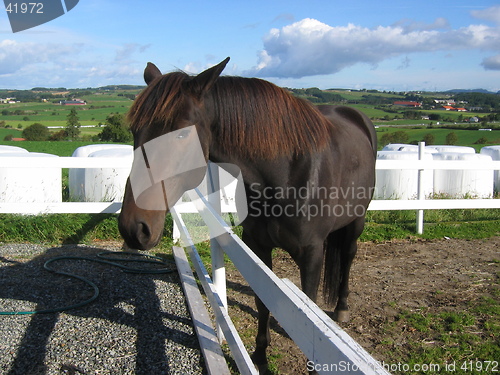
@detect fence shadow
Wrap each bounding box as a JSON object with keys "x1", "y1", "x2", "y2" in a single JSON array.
[{"x1": 0, "y1": 245, "x2": 203, "y2": 374}]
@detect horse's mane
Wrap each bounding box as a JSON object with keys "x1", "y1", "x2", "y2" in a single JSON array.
[{"x1": 128, "y1": 72, "x2": 333, "y2": 159}]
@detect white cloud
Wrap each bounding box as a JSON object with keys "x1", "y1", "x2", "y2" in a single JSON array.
[
  {"x1": 115, "y1": 43, "x2": 151, "y2": 63},
  {"x1": 471, "y1": 5, "x2": 500, "y2": 25},
  {"x1": 0, "y1": 39, "x2": 82, "y2": 75},
  {"x1": 481, "y1": 54, "x2": 500, "y2": 70},
  {"x1": 0, "y1": 39, "x2": 149, "y2": 88},
  {"x1": 245, "y1": 13, "x2": 500, "y2": 78}
]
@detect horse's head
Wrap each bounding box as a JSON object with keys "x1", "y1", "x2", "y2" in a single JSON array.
[{"x1": 119, "y1": 58, "x2": 230, "y2": 250}]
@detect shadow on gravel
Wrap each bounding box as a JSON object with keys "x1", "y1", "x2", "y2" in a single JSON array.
[{"x1": 0, "y1": 245, "x2": 205, "y2": 375}]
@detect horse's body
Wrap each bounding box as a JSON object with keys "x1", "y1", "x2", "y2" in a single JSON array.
[{"x1": 118, "y1": 57, "x2": 377, "y2": 370}]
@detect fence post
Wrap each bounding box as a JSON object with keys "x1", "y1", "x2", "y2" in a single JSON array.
[
  {"x1": 207, "y1": 162, "x2": 227, "y2": 342},
  {"x1": 416, "y1": 141, "x2": 425, "y2": 234}
]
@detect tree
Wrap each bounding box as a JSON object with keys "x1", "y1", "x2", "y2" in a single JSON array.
[
  {"x1": 423, "y1": 133, "x2": 435, "y2": 145},
  {"x1": 66, "y1": 108, "x2": 81, "y2": 140},
  {"x1": 98, "y1": 114, "x2": 132, "y2": 142},
  {"x1": 445, "y1": 132, "x2": 458, "y2": 145},
  {"x1": 379, "y1": 130, "x2": 410, "y2": 147},
  {"x1": 22, "y1": 123, "x2": 50, "y2": 141}
]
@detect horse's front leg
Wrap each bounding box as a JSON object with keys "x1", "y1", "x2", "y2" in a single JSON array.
[
  {"x1": 242, "y1": 230, "x2": 273, "y2": 372},
  {"x1": 334, "y1": 217, "x2": 365, "y2": 322}
]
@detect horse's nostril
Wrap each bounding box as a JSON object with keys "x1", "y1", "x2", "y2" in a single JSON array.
[{"x1": 137, "y1": 222, "x2": 151, "y2": 242}]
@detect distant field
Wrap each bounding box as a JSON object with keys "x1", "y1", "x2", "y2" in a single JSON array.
[
  {"x1": 0, "y1": 139, "x2": 128, "y2": 156},
  {"x1": 376, "y1": 127, "x2": 500, "y2": 151},
  {"x1": 1, "y1": 90, "x2": 499, "y2": 154},
  {"x1": 0, "y1": 92, "x2": 134, "y2": 130}
]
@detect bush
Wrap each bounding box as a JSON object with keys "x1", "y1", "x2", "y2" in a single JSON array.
[
  {"x1": 445, "y1": 132, "x2": 458, "y2": 145},
  {"x1": 22, "y1": 123, "x2": 50, "y2": 141},
  {"x1": 423, "y1": 133, "x2": 435, "y2": 145},
  {"x1": 474, "y1": 137, "x2": 488, "y2": 145},
  {"x1": 98, "y1": 114, "x2": 132, "y2": 142}
]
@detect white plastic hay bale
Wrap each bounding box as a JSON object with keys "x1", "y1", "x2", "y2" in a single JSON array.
[
  {"x1": 0, "y1": 152, "x2": 61, "y2": 203},
  {"x1": 480, "y1": 145, "x2": 500, "y2": 192},
  {"x1": 375, "y1": 151, "x2": 433, "y2": 200},
  {"x1": 84, "y1": 147, "x2": 133, "y2": 202},
  {"x1": 69, "y1": 144, "x2": 133, "y2": 201},
  {"x1": 433, "y1": 152, "x2": 493, "y2": 198},
  {"x1": 382, "y1": 143, "x2": 437, "y2": 153},
  {"x1": 431, "y1": 145, "x2": 476, "y2": 154},
  {"x1": 0, "y1": 145, "x2": 29, "y2": 154},
  {"x1": 382, "y1": 144, "x2": 414, "y2": 151}
]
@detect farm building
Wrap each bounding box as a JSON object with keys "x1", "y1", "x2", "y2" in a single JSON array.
[
  {"x1": 60, "y1": 99, "x2": 86, "y2": 105},
  {"x1": 393, "y1": 101, "x2": 422, "y2": 107}
]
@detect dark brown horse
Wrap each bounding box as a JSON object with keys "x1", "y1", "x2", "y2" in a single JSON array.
[{"x1": 118, "y1": 57, "x2": 377, "y2": 370}]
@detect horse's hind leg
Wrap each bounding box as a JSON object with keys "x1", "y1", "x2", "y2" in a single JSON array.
[{"x1": 334, "y1": 217, "x2": 365, "y2": 322}]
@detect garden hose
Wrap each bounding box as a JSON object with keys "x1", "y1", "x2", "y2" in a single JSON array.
[{"x1": 0, "y1": 251, "x2": 175, "y2": 316}]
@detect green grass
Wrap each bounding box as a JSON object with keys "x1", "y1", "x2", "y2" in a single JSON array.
[
  {"x1": 376, "y1": 127, "x2": 500, "y2": 151},
  {"x1": 362, "y1": 208, "x2": 500, "y2": 242},
  {"x1": 0, "y1": 213, "x2": 174, "y2": 246},
  {"x1": 0, "y1": 93, "x2": 134, "y2": 130},
  {"x1": 382, "y1": 298, "x2": 500, "y2": 374}
]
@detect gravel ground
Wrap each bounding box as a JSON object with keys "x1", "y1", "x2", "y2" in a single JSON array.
[{"x1": 0, "y1": 243, "x2": 207, "y2": 375}]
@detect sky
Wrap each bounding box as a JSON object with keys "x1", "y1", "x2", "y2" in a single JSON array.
[{"x1": 1, "y1": 0, "x2": 500, "y2": 92}]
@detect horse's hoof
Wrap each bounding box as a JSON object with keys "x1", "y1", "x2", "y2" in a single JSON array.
[
  {"x1": 333, "y1": 309, "x2": 350, "y2": 322},
  {"x1": 251, "y1": 353, "x2": 268, "y2": 374}
]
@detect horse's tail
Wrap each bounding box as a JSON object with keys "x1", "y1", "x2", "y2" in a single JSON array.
[{"x1": 323, "y1": 229, "x2": 345, "y2": 307}]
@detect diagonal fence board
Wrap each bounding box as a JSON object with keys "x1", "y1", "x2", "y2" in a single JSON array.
[
  {"x1": 184, "y1": 188, "x2": 390, "y2": 375},
  {"x1": 173, "y1": 246, "x2": 230, "y2": 375},
  {"x1": 171, "y1": 207, "x2": 258, "y2": 375}
]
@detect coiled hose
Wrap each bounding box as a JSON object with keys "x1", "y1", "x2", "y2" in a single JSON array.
[{"x1": 0, "y1": 251, "x2": 175, "y2": 315}]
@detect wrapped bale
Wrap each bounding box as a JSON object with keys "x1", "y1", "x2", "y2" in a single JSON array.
[
  {"x1": 84, "y1": 148, "x2": 133, "y2": 202},
  {"x1": 69, "y1": 144, "x2": 133, "y2": 201},
  {"x1": 433, "y1": 152, "x2": 493, "y2": 198},
  {"x1": 375, "y1": 151, "x2": 433, "y2": 200},
  {"x1": 0, "y1": 152, "x2": 61, "y2": 203},
  {"x1": 480, "y1": 145, "x2": 500, "y2": 192}
]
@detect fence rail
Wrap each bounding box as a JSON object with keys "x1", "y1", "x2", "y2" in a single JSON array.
[{"x1": 1, "y1": 156, "x2": 500, "y2": 229}]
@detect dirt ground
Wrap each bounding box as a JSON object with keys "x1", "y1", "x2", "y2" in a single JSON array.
[{"x1": 223, "y1": 236, "x2": 500, "y2": 374}]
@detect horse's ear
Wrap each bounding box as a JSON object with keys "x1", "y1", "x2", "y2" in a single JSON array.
[
  {"x1": 190, "y1": 57, "x2": 230, "y2": 98},
  {"x1": 144, "y1": 62, "x2": 162, "y2": 85}
]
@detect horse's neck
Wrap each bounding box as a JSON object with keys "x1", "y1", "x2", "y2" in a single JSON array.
[{"x1": 209, "y1": 149, "x2": 303, "y2": 190}]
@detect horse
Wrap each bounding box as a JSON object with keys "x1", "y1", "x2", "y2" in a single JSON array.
[{"x1": 118, "y1": 57, "x2": 377, "y2": 370}]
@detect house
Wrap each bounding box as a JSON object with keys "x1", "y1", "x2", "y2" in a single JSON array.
[
  {"x1": 0, "y1": 97, "x2": 17, "y2": 104},
  {"x1": 442, "y1": 106, "x2": 467, "y2": 111},
  {"x1": 435, "y1": 99, "x2": 456, "y2": 106},
  {"x1": 393, "y1": 101, "x2": 422, "y2": 107}
]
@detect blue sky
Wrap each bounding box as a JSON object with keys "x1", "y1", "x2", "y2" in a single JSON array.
[{"x1": 1, "y1": 0, "x2": 500, "y2": 91}]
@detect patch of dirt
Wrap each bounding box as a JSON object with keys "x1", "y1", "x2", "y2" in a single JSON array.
[{"x1": 224, "y1": 237, "x2": 500, "y2": 374}]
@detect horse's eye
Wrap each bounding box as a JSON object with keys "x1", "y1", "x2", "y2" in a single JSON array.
[{"x1": 177, "y1": 129, "x2": 190, "y2": 139}]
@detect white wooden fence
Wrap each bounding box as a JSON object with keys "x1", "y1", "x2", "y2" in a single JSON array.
[
  {"x1": 1, "y1": 154, "x2": 500, "y2": 374},
  {"x1": 1, "y1": 153, "x2": 500, "y2": 232}
]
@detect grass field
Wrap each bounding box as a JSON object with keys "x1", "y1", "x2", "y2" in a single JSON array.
[
  {"x1": 0, "y1": 92, "x2": 134, "y2": 130},
  {"x1": 376, "y1": 127, "x2": 500, "y2": 151}
]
